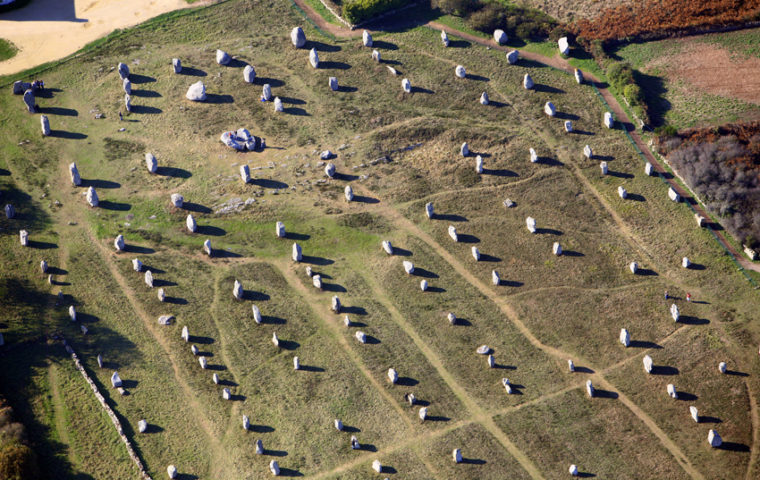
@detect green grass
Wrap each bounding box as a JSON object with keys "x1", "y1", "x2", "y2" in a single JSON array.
[
  {"x1": 303, "y1": 0, "x2": 344, "y2": 25},
  {"x1": 0, "y1": 38, "x2": 17, "y2": 62},
  {"x1": 0, "y1": 1, "x2": 759, "y2": 479}
]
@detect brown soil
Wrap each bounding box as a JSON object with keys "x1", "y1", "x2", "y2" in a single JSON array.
[{"x1": 654, "y1": 42, "x2": 760, "y2": 105}]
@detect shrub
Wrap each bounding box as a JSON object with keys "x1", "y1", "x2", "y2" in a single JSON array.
[
  {"x1": 0, "y1": 442, "x2": 39, "y2": 480},
  {"x1": 467, "y1": 4, "x2": 504, "y2": 32},
  {"x1": 431, "y1": 0, "x2": 479, "y2": 16},
  {"x1": 342, "y1": 0, "x2": 409, "y2": 24}
]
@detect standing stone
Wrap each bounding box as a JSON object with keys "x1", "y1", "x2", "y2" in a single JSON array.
[
  {"x1": 574, "y1": 68, "x2": 584, "y2": 84},
  {"x1": 186, "y1": 214, "x2": 197, "y2": 233},
  {"x1": 344, "y1": 185, "x2": 354, "y2": 202},
  {"x1": 240, "y1": 164, "x2": 251, "y2": 183},
  {"x1": 146, "y1": 153, "x2": 157, "y2": 173},
  {"x1": 553, "y1": 242, "x2": 562, "y2": 256},
  {"x1": 199, "y1": 356, "x2": 208, "y2": 369},
  {"x1": 203, "y1": 239, "x2": 212, "y2": 257},
  {"x1": 40, "y1": 115, "x2": 50, "y2": 136},
  {"x1": 523, "y1": 74, "x2": 534, "y2": 90},
  {"x1": 493, "y1": 29, "x2": 507, "y2": 44},
  {"x1": 472, "y1": 246, "x2": 480, "y2": 261},
  {"x1": 312, "y1": 275, "x2": 322, "y2": 289},
  {"x1": 167, "y1": 465, "x2": 177, "y2": 479},
  {"x1": 586, "y1": 379, "x2": 594, "y2": 397},
  {"x1": 309, "y1": 48, "x2": 319, "y2": 68},
  {"x1": 212, "y1": 373, "x2": 219, "y2": 384},
  {"x1": 629, "y1": 261, "x2": 638, "y2": 274},
  {"x1": 293, "y1": 356, "x2": 300, "y2": 370},
  {"x1": 455, "y1": 65, "x2": 466, "y2": 79},
  {"x1": 558, "y1": 37, "x2": 570, "y2": 55},
  {"x1": 372, "y1": 460, "x2": 382, "y2": 473},
  {"x1": 181, "y1": 326, "x2": 189, "y2": 342},
  {"x1": 292, "y1": 243, "x2": 302, "y2": 262},
  {"x1": 599, "y1": 161, "x2": 608, "y2": 175},
  {"x1": 186, "y1": 81, "x2": 206, "y2": 101},
  {"x1": 117, "y1": 62, "x2": 129, "y2": 79},
  {"x1": 382, "y1": 240, "x2": 393, "y2": 255},
  {"x1": 86, "y1": 186, "x2": 99, "y2": 207},
  {"x1": 425, "y1": 202, "x2": 434, "y2": 219},
  {"x1": 334, "y1": 418, "x2": 344, "y2": 431},
  {"x1": 420, "y1": 280, "x2": 428, "y2": 291},
  {"x1": 291, "y1": 27, "x2": 306, "y2": 48},
  {"x1": 671, "y1": 303, "x2": 680, "y2": 322},
  {"x1": 243, "y1": 415, "x2": 250, "y2": 430},
  {"x1": 668, "y1": 187, "x2": 681, "y2": 202},
  {"x1": 273, "y1": 97, "x2": 283, "y2": 112},
  {"x1": 272, "y1": 332, "x2": 279, "y2": 347},
  {"x1": 222, "y1": 387, "x2": 231, "y2": 399},
  {"x1": 111, "y1": 371, "x2": 123, "y2": 388},
  {"x1": 569, "y1": 464, "x2": 579, "y2": 476},
  {"x1": 492, "y1": 270, "x2": 500, "y2": 286},
  {"x1": 275, "y1": 221, "x2": 286, "y2": 238},
  {"x1": 544, "y1": 101, "x2": 556, "y2": 116},
  {"x1": 23, "y1": 89, "x2": 35, "y2": 112},
  {"x1": 460, "y1": 142, "x2": 469, "y2": 157},
  {"x1": 144, "y1": 270, "x2": 154, "y2": 288},
  {"x1": 401, "y1": 78, "x2": 411, "y2": 93},
  {"x1": 387, "y1": 368, "x2": 398, "y2": 384},
  {"x1": 123, "y1": 78, "x2": 132, "y2": 95},
  {"x1": 565, "y1": 121, "x2": 573, "y2": 133},
  {"x1": 618, "y1": 186, "x2": 627, "y2": 199},
  {"x1": 114, "y1": 235, "x2": 125, "y2": 251},
  {"x1": 645, "y1": 162, "x2": 654, "y2": 176},
  {"x1": 170, "y1": 193, "x2": 183, "y2": 208},
  {"x1": 40, "y1": 260, "x2": 48, "y2": 273},
  {"x1": 403, "y1": 260, "x2": 414, "y2": 274},
  {"x1": 96, "y1": 354, "x2": 103, "y2": 368},
  {"x1": 19, "y1": 230, "x2": 29, "y2": 247},
  {"x1": 448, "y1": 313, "x2": 457, "y2": 325},
  {"x1": 332, "y1": 296, "x2": 341, "y2": 313},
  {"x1": 690, "y1": 406, "x2": 699, "y2": 423},
  {"x1": 233, "y1": 280, "x2": 243, "y2": 300},
  {"x1": 619, "y1": 328, "x2": 630, "y2": 347},
  {"x1": 244, "y1": 65, "x2": 256, "y2": 83},
  {"x1": 158, "y1": 288, "x2": 166, "y2": 302},
  {"x1": 502, "y1": 378, "x2": 513, "y2": 394},
  {"x1": 138, "y1": 419, "x2": 148, "y2": 433},
  {"x1": 526, "y1": 217, "x2": 536, "y2": 233},
  {"x1": 69, "y1": 162, "x2": 82, "y2": 186},
  {"x1": 448, "y1": 225, "x2": 458, "y2": 242},
  {"x1": 719, "y1": 362, "x2": 727, "y2": 374},
  {"x1": 69, "y1": 305, "x2": 77, "y2": 321},
  {"x1": 506, "y1": 49, "x2": 519, "y2": 64},
  {"x1": 252, "y1": 305, "x2": 262, "y2": 324},
  {"x1": 584, "y1": 145, "x2": 593, "y2": 159},
  {"x1": 124, "y1": 94, "x2": 132, "y2": 113},
  {"x1": 708, "y1": 430, "x2": 722, "y2": 448},
  {"x1": 270, "y1": 460, "x2": 280, "y2": 476},
  {"x1": 172, "y1": 58, "x2": 182, "y2": 73},
  {"x1": 682, "y1": 257, "x2": 691, "y2": 268},
  {"x1": 643, "y1": 355, "x2": 653, "y2": 374},
  {"x1": 604, "y1": 111, "x2": 614, "y2": 128},
  {"x1": 324, "y1": 162, "x2": 336, "y2": 178},
  {"x1": 453, "y1": 448, "x2": 463, "y2": 463},
  {"x1": 372, "y1": 49, "x2": 381, "y2": 62},
  {"x1": 667, "y1": 383, "x2": 678, "y2": 399},
  {"x1": 530, "y1": 148, "x2": 538, "y2": 163},
  {"x1": 487, "y1": 354, "x2": 495, "y2": 368},
  {"x1": 480, "y1": 92, "x2": 489, "y2": 105},
  {"x1": 262, "y1": 84, "x2": 272, "y2": 101},
  {"x1": 568, "y1": 359, "x2": 575, "y2": 372},
  {"x1": 216, "y1": 49, "x2": 231, "y2": 65},
  {"x1": 329, "y1": 77, "x2": 339, "y2": 91},
  {"x1": 362, "y1": 30, "x2": 373, "y2": 47},
  {"x1": 441, "y1": 30, "x2": 449, "y2": 47}
]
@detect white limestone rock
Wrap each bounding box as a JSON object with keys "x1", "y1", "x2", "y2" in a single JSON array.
[
  {"x1": 553, "y1": 242, "x2": 562, "y2": 256},
  {"x1": 167, "y1": 465, "x2": 177, "y2": 479},
  {"x1": 244, "y1": 64, "x2": 256, "y2": 83},
  {"x1": 492, "y1": 270, "x2": 500, "y2": 286},
  {"x1": 117, "y1": 62, "x2": 130, "y2": 79},
  {"x1": 506, "y1": 49, "x2": 519, "y2": 64},
  {"x1": 494, "y1": 29, "x2": 508, "y2": 44},
  {"x1": 181, "y1": 326, "x2": 189, "y2": 342},
  {"x1": 292, "y1": 242, "x2": 302, "y2": 262},
  {"x1": 40, "y1": 115, "x2": 50, "y2": 136},
  {"x1": 69, "y1": 305, "x2": 77, "y2": 321},
  {"x1": 671, "y1": 303, "x2": 680, "y2": 322},
  {"x1": 387, "y1": 368, "x2": 398, "y2": 384},
  {"x1": 186, "y1": 81, "x2": 207, "y2": 101},
  {"x1": 568, "y1": 359, "x2": 575, "y2": 372},
  {"x1": 526, "y1": 216, "x2": 536, "y2": 234},
  {"x1": 645, "y1": 162, "x2": 654, "y2": 176},
  {"x1": 558, "y1": 37, "x2": 570, "y2": 55},
  {"x1": 276, "y1": 221, "x2": 286, "y2": 238},
  {"x1": 312, "y1": 275, "x2": 322, "y2": 289},
  {"x1": 293, "y1": 356, "x2": 300, "y2": 370},
  {"x1": 114, "y1": 235, "x2": 125, "y2": 251},
  {"x1": 335, "y1": 418, "x2": 343, "y2": 431},
  {"x1": 191, "y1": 345, "x2": 199, "y2": 355},
  {"x1": 682, "y1": 257, "x2": 691, "y2": 268},
  {"x1": 325, "y1": 162, "x2": 336, "y2": 178},
  {"x1": 332, "y1": 295, "x2": 341, "y2": 313},
  {"x1": 569, "y1": 464, "x2": 579, "y2": 476},
  {"x1": 4, "y1": 204, "x2": 14, "y2": 219},
  {"x1": 448, "y1": 225, "x2": 458, "y2": 242},
  {"x1": 441, "y1": 30, "x2": 449, "y2": 47},
  {"x1": 448, "y1": 312, "x2": 457, "y2": 325},
  {"x1": 564, "y1": 121, "x2": 573, "y2": 132},
  {"x1": 475, "y1": 155, "x2": 483, "y2": 173},
  {"x1": 420, "y1": 280, "x2": 428, "y2": 291},
  {"x1": 584, "y1": 145, "x2": 593, "y2": 159},
  {"x1": 240, "y1": 164, "x2": 251, "y2": 183},
  {"x1": 86, "y1": 186, "x2": 99, "y2": 207},
  {"x1": 212, "y1": 373, "x2": 219, "y2": 384},
  {"x1": 243, "y1": 415, "x2": 250, "y2": 430},
  {"x1": 222, "y1": 388, "x2": 231, "y2": 400},
  {"x1": 344, "y1": 185, "x2": 354, "y2": 202},
  {"x1": 604, "y1": 111, "x2": 614, "y2": 128},
  {"x1": 372, "y1": 460, "x2": 382, "y2": 473},
  {"x1": 643, "y1": 354, "x2": 653, "y2": 374},
  {"x1": 472, "y1": 246, "x2": 480, "y2": 261},
  {"x1": 216, "y1": 49, "x2": 231, "y2": 65},
  {"x1": 403, "y1": 260, "x2": 414, "y2": 274},
  {"x1": 620, "y1": 328, "x2": 630, "y2": 347},
  {"x1": 329, "y1": 76, "x2": 339, "y2": 91},
  {"x1": 544, "y1": 101, "x2": 556, "y2": 117},
  {"x1": 487, "y1": 354, "x2": 495, "y2": 368},
  {"x1": 252, "y1": 305, "x2": 262, "y2": 324},
  {"x1": 262, "y1": 84, "x2": 272, "y2": 101},
  {"x1": 203, "y1": 239, "x2": 212, "y2": 257},
  {"x1": 586, "y1": 379, "x2": 594, "y2": 397},
  {"x1": 600, "y1": 161, "x2": 608, "y2": 175},
  {"x1": 667, "y1": 383, "x2": 678, "y2": 399},
  {"x1": 272, "y1": 332, "x2": 279, "y2": 347},
  {"x1": 719, "y1": 362, "x2": 727, "y2": 374},
  {"x1": 362, "y1": 29, "x2": 373, "y2": 47},
  {"x1": 157, "y1": 315, "x2": 174, "y2": 325},
  {"x1": 453, "y1": 448, "x2": 463, "y2": 463},
  {"x1": 372, "y1": 49, "x2": 381, "y2": 62},
  {"x1": 19, "y1": 229, "x2": 29, "y2": 247},
  {"x1": 476, "y1": 345, "x2": 491, "y2": 355},
  {"x1": 455, "y1": 65, "x2": 466, "y2": 78},
  {"x1": 309, "y1": 48, "x2": 319, "y2": 68},
  {"x1": 291, "y1": 27, "x2": 306, "y2": 48},
  {"x1": 138, "y1": 419, "x2": 148, "y2": 433},
  {"x1": 690, "y1": 406, "x2": 699, "y2": 423},
  {"x1": 170, "y1": 193, "x2": 183, "y2": 208},
  {"x1": 144, "y1": 270, "x2": 153, "y2": 288},
  {"x1": 618, "y1": 186, "x2": 627, "y2": 199},
  {"x1": 425, "y1": 202, "x2": 434, "y2": 219},
  {"x1": 233, "y1": 279, "x2": 243, "y2": 300},
  {"x1": 530, "y1": 148, "x2": 538, "y2": 163},
  {"x1": 419, "y1": 407, "x2": 427, "y2": 421},
  {"x1": 186, "y1": 214, "x2": 197, "y2": 233},
  {"x1": 401, "y1": 78, "x2": 411, "y2": 93},
  {"x1": 382, "y1": 240, "x2": 393, "y2": 255},
  {"x1": 69, "y1": 162, "x2": 81, "y2": 186},
  {"x1": 574, "y1": 68, "x2": 584, "y2": 84},
  {"x1": 523, "y1": 74, "x2": 534, "y2": 90},
  {"x1": 273, "y1": 97, "x2": 283, "y2": 112},
  {"x1": 172, "y1": 58, "x2": 182, "y2": 73},
  {"x1": 629, "y1": 261, "x2": 638, "y2": 274},
  {"x1": 111, "y1": 371, "x2": 123, "y2": 388},
  {"x1": 502, "y1": 377, "x2": 513, "y2": 394},
  {"x1": 40, "y1": 260, "x2": 48, "y2": 273},
  {"x1": 708, "y1": 429, "x2": 722, "y2": 448},
  {"x1": 668, "y1": 187, "x2": 681, "y2": 202},
  {"x1": 460, "y1": 142, "x2": 469, "y2": 157}
]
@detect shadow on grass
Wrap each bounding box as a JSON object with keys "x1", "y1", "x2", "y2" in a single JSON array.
[
  {"x1": 49, "y1": 130, "x2": 87, "y2": 139},
  {"x1": 180, "y1": 67, "x2": 206, "y2": 77},
  {"x1": 81, "y1": 178, "x2": 120, "y2": 189},
  {"x1": 434, "y1": 213, "x2": 467, "y2": 222},
  {"x1": 156, "y1": 166, "x2": 192, "y2": 178}
]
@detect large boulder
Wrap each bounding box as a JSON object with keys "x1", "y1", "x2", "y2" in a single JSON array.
[
  {"x1": 186, "y1": 81, "x2": 207, "y2": 101},
  {"x1": 291, "y1": 27, "x2": 306, "y2": 48},
  {"x1": 216, "y1": 49, "x2": 231, "y2": 65},
  {"x1": 506, "y1": 50, "x2": 519, "y2": 64}
]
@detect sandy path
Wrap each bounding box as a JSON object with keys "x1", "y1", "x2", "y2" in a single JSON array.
[{"x1": 0, "y1": 0, "x2": 191, "y2": 76}]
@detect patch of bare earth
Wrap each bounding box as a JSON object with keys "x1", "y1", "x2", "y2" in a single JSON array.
[{"x1": 652, "y1": 42, "x2": 760, "y2": 105}]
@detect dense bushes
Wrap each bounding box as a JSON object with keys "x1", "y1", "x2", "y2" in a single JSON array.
[
  {"x1": 0, "y1": 397, "x2": 39, "y2": 480},
  {"x1": 342, "y1": 0, "x2": 409, "y2": 24},
  {"x1": 432, "y1": 0, "x2": 558, "y2": 41},
  {"x1": 659, "y1": 122, "x2": 760, "y2": 245},
  {"x1": 575, "y1": 0, "x2": 760, "y2": 42}
]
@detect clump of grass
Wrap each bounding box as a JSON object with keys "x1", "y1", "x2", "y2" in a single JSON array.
[{"x1": 0, "y1": 38, "x2": 17, "y2": 62}]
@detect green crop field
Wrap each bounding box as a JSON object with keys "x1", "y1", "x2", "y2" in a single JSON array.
[{"x1": 0, "y1": 1, "x2": 758, "y2": 479}]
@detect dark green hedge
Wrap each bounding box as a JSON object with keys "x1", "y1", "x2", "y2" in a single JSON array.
[{"x1": 342, "y1": 0, "x2": 408, "y2": 24}]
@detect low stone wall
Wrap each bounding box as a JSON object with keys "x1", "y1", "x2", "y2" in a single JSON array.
[{"x1": 62, "y1": 338, "x2": 153, "y2": 480}]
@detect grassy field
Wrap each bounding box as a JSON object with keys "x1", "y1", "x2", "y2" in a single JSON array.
[
  {"x1": 0, "y1": 1, "x2": 758, "y2": 479},
  {"x1": 0, "y1": 38, "x2": 17, "y2": 62}
]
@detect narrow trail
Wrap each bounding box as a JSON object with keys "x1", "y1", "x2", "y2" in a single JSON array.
[
  {"x1": 746, "y1": 381, "x2": 760, "y2": 480},
  {"x1": 360, "y1": 270, "x2": 546, "y2": 480}
]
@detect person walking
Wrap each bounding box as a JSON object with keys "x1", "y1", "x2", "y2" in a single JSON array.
[
  {"x1": 686, "y1": 293, "x2": 691, "y2": 302},
  {"x1": 664, "y1": 290, "x2": 669, "y2": 300},
  {"x1": 118, "y1": 110, "x2": 123, "y2": 121}
]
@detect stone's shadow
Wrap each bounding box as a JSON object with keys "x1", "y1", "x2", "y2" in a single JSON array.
[
  {"x1": 636, "y1": 268, "x2": 658, "y2": 276},
  {"x1": 607, "y1": 170, "x2": 634, "y2": 179},
  {"x1": 277, "y1": 339, "x2": 300, "y2": 351},
  {"x1": 321, "y1": 282, "x2": 347, "y2": 293},
  {"x1": 226, "y1": 59, "x2": 247, "y2": 68},
  {"x1": 627, "y1": 193, "x2": 646, "y2": 202},
  {"x1": 434, "y1": 213, "x2": 467, "y2": 222},
  {"x1": 341, "y1": 305, "x2": 367, "y2": 315},
  {"x1": 180, "y1": 67, "x2": 207, "y2": 77},
  {"x1": 260, "y1": 316, "x2": 286, "y2": 325},
  {"x1": 242, "y1": 290, "x2": 270, "y2": 302},
  {"x1": 81, "y1": 178, "x2": 120, "y2": 189},
  {"x1": 651, "y1": 365, "x2": 679, "y2": 375},
  {"x1": 120, "y1": 379, "x2": 138, "y2": 389},
  {"x1": 28, "y1": 240, "x2": 58, "y2": 249},
  {"x1": 427, "y1": 415, "x2": 450, "y2": 422},
  {"x1": 678, "y1": 316, "x2": 709, "y2": 325},
  {"x1": 412, "y1": 267, "x2": 438, "y2": 279},
  {"x1": 142, "y1": 423, "x2": 164, "y2": 434},
  {"x1": 396, "y1": 376, "x2": 418, "y2": 387},
  {"x1": 264, "y1": 448, "x2": 288, "y2": 457},
  {"x1": 218, "y1": 378, "x2": 237, "y2": 387},
  {"x1": 284, "y1": 107, "x2": 309, "y2": 116},
  {"x1": 372, "y1": 40, "x2": 398, "y2": 50},
  {"x1": 130, "y1": 105, "x2": 163, "y2": 115},
  {"x1": 229, "y1": 394, "x2": 246, "y2": 401},
  {"x1": 478, "y1": 254, "x2": 501, "y2": 262},
  {"x1": 131, "y1": 89, "x2": 161, "y2": 98},
  {"x1": 592, "y1": 388, "x2": 618, "y2": 399},
  {"x1": 453, "y1": 317, "x2": 471, "y2": 326},
  {"x1": 460, "y1": 457, "x2": 486, "y2": 465},
  {"x1": 306, "y1": 40, "x2": 340, "y2": 52},
  {"x1": 726, "y1": 370, "x2": 749, "y2": 377},
  {"x1": 457, "y1": 234, "x2": 480, "y2": 244},
  {"x1": 254, "y1": 77, "x2": 285, "y2": 88},
  {"x1": 571, "y1": 130, "x2": 595, "y2": 136},
  {"x1": 278, "y1": 468, "x2": 304, "y2": 477},
  {"x1": 533, "y1": 84, "x2": 565, "y2": 94},
  {"x1": 152, "y1": 278, "x2": 176, "y2": 288},
  {"x1": 252, "y1": 178, "x2": 288, "y2": 189},
  {"x1": 718, "y1": 442, "x2": 750, "y2": 452},
  {"x1": 205, "y1": 94, "x2": 233, "y2": 104},
  {"x1": 320, "y1": 61, "x2": 351, "y2": 70},
  {"x1": 483, "y1": 168, "x2": 517, "y2": 177},
  {"x1": 499, "y1": 280, "x2": 523, "y2": 288},
  {"x1": 411, "y1": 86, "x2": 434, "y2": 94},
  {"x1": 447, "y1": 39, "x2": 470, "y2": 48},
  {"x1": 536, "y1": 228, "x2": 564, "y2": 236},
  {"x1": 699, "y1": 416, "x2": 722, "y2": 423},
  {"x1": 466, "y1": 74, "x2": 489, "y2": 82},
  {"x1": 554, "y1": 111, "x2": 578, "y2": 121},
  {"x1": 357, "y1": 442, "x2": 377, "y2": 452},
  {"x1": 0, "y1": 168, "x2": 9, "y2": 176},
  {"x1": 279, "y1": 96, "x2": 306, "y2": 105},
  {"x1": 189, "y1": 335, "x2": 214, "y2": 345},
  {"x1": 182, "y1": 202, "x2": 212, "y2": 214},
  {"x1": 676, "y1": 391, "x2": 698, "y2": 401},
  {"x1": 577, "y1": 473, "x2": 596, "y2": 478},
  {"x1": 342, "y1": 425, "x2": 360, "y2": 433},
  {"x1": 214, "y1": 249, "x2": 243, "y2": 258},
  {"x1": 536, "y1": 156, "x2": 563, "y2": 166},
  {"x1": 205, "y1": 364, "x2": 227, "y2": 371},
  {"x1": 352, "y1": 195, "x2": 379, "y2": 204},
  {"x1": 594, "y1": 155, "x2": 615, "y2": 162},
  {"x1": 39, "y1": 106, "x2": 78, "y2": 117},
  {"x1": 333, "y1": 172, "x2": 359, "y2": 181},
  {"x1": 302, "y1": 256, "x2": 334, "y2": 266},
  {"x1": 337, "y1": 85, "x2": 358, "y2": 93},
  {"x1": 49, "y1": 130, "x2": 87, "y2": 139},
  {"x1": 196, "y1": 225, "x2": 226, "y2": 237},
  {"x1": 562, "y1": 250, "x2": 584, "y2": 257},
  {"x1": 156, "y1": 166, "x2": 192, "y2": 178},
  {"x1": 46, "y1": 266, "x2": 68, "y2": 275},
  {"x1": 628, "y1": 340, "x2": 662, "y2": 349},
  {"x1": 176, "y1": 474, "x2": 199, "y2": 480},
  {"x1": 251, "y1": 424, "x2": 274, "y2": 433},
  {"x1": 363, "y1": 335, "x2": 380, "y2": 344},
  {"x1": 297, "y1": 364, "x2": 325, "y2": 373},
  {"x1": 98, "y1": 200, "x2": 131, "y2": 211},
  {"x1": 129, "y1": 74, "x2": 156, "y2": 84},
  {"x1": 573, "y1": 366, "x2": 595, "y2": 374},
  {"x1": 284, "y1": 232, "x2": 310, "y2": 241},
  {"x1": 379, "y1": 466, "x2": 396, "y2": 474},
  {"x1": 686, "y1": 262, "x2": 706, "y2": 270},
  {"x1": 391, "y1": 246, "x2": 412, "y2": 256}
]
